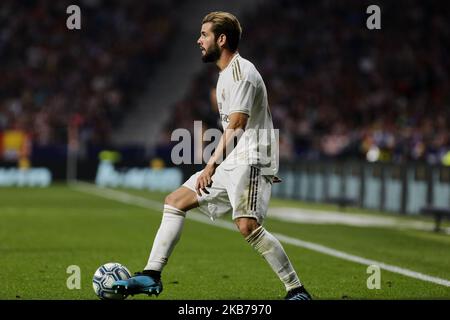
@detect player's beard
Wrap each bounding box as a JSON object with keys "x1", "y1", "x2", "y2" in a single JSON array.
[{"x1": 201, "y1": 43, "x2": 221, "y2": 63}]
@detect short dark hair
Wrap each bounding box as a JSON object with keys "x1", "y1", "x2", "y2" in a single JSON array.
[{"x1": 202, "y1": 11, "x2": 242, "y2": 52}]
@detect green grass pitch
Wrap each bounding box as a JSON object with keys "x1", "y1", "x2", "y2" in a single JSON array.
[{"x1": 0, "y1": 184, "x2": 449, "y2": 300}]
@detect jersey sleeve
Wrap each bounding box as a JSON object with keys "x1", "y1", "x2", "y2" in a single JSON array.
[{"x1": 228, "y1": 80, "x2": 256, "y2": 117}]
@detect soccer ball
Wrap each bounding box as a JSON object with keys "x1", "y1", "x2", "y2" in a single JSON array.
[{"x1": 92, "y1": 262, "x2": 132, "y2": 300}]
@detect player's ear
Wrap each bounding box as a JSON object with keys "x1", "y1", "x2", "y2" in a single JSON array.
[{"x1": 217, "y1": 34, "x2": 227, "y2": 48}]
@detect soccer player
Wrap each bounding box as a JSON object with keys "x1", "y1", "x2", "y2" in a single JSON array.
[{"x1": 113, "y1": 11, "x2": 312, "y2": 301}]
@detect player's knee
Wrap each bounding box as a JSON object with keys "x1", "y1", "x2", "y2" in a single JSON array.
[
  {"x1": 235, "y1": 218, "x2": 260, "y2": 238},
  {"x1": 164, "y1": 193, "x2": 179, "y2": 208}
]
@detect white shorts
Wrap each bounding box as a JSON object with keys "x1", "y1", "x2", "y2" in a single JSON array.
[{"x1": 183, "y1": 165, "x2": 273, "y2": 224}]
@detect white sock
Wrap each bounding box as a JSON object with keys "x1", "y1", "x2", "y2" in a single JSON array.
[
  {"x1": 144, "y1": 205, "x2": 186, "y2": 272},
  {"x1": 246, "y1": 226, "x2": 302, "y2": 291}
]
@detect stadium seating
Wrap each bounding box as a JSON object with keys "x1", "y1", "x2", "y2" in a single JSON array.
[
  {"x1": 156, "y1": 0, "x2": 450, "y2": 165},
  {"x1": 0, "y1": 0, "x2": 180, "y2": 157},
  {"x1": 2, "y1": 0, "x2": 449, "y2": 167}
]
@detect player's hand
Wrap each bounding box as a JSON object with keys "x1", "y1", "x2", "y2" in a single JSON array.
[{"x1": 195, "y1": 164, "x2": 216, "y2": 196}]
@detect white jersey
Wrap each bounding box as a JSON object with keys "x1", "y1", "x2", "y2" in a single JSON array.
[{"x1": 215, "y1": 53, "x2": 279, "y2": 175}]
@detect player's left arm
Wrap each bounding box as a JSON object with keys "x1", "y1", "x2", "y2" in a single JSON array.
[{"x1": 195, "y1": 112, "x2": 248, "y2": 196}]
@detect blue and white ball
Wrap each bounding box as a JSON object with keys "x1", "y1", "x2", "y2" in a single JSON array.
[{"x1": 92, "y1": 262, "x2": 132, "y2": 300}]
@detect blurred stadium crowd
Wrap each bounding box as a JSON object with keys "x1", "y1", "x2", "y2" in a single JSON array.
[
  {"x1": 161, "y1": 0, "x2": 450, "y2": 165},
  {"x1": 1, "y1": 0, "x2": 449, "y2": 166},
  {"x1": 0, "y1": 0, "x2": 179, "y2": 162}
]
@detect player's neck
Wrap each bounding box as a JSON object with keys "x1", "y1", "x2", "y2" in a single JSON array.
[{"x1": 216, "y1": 50, "x2": 238, "y2": 71}]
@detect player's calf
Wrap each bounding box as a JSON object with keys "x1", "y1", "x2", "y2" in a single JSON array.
[{"x1": 244, "y1": 224, "x2": 307, "y2": 299}]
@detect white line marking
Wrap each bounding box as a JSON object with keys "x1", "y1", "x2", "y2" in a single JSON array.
[
  {"x1": 70, "y1": 181, "x2": 450, "y2": 288},
  {"x1": 268, "y1": 207, "x2": 450, "y2": 234}
]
